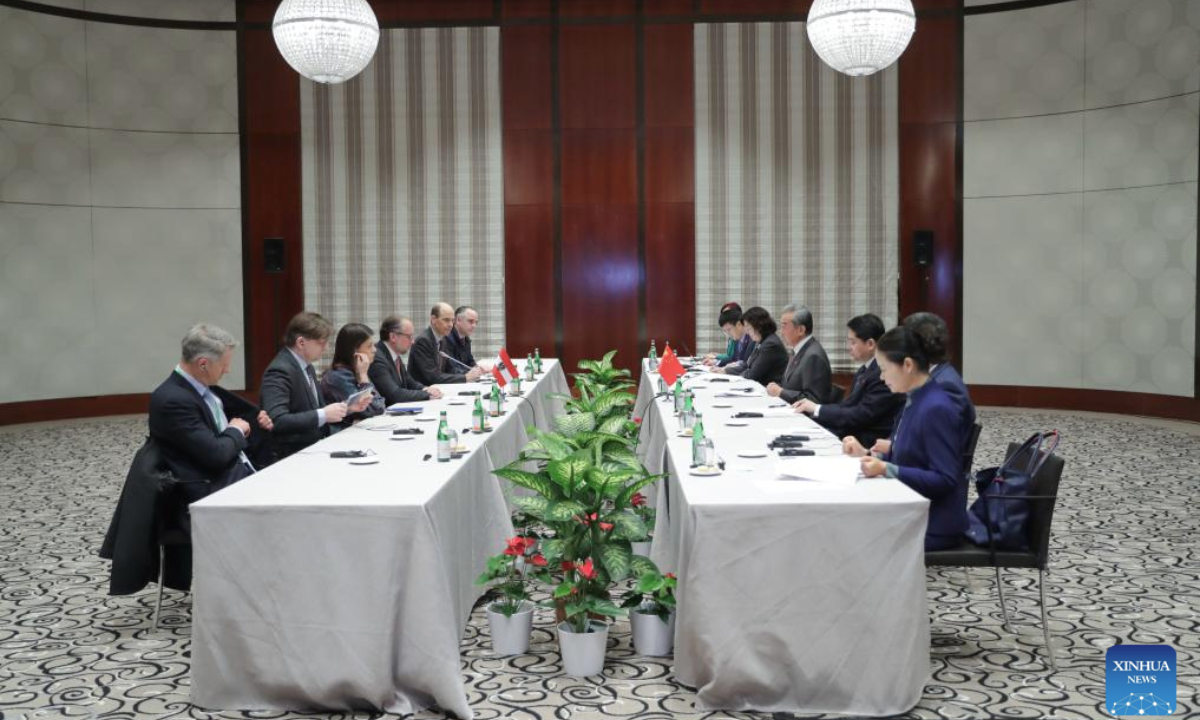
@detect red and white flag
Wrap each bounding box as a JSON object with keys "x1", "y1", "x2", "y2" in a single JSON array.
[{"x1": 491, "y1": 348, "x2": 520, "y2": 387}]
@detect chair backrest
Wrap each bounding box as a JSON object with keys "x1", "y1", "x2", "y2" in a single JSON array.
[
  {"x1": 1004, "y1": 440, "x2": 1064, "y2": 568},
  {"x1": 829, "y1": 385, "x2": 845, "y2": 403},
  {"x1": 962, "y1": 421, "x2": 983, "y2": 476}
]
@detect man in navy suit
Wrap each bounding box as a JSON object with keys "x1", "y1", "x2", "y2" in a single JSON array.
[
  {"x1": 369, "y1": 315, "x2": 444, "y2": 405},
  {"x1": 261, "y1": 311, "x2": 367, "y2": 460},
  {"x1": 148, "y1": 324, "x2": 274, "y2": 498},
  {"x1": 794, "y1": 313, "x2": 904, "y2": 448}
]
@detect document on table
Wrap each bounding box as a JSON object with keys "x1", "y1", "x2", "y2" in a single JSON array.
[{"x1": 774, "y1": 455, "x2": 862, "y2": 487}]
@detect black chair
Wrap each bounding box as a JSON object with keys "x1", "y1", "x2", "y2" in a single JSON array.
[
  {"x1": 828, "y1": 385, "x2": 845, "y2": 403},
  {"x1": 962, "y1": 422, "x2": 983, "y2": 478},
  {"x1": 926, "y1": 440, "x2": 1065, "y2": 670},
  {"x1": 152, "y1": 477, "x2": 198, "y2": 628}
]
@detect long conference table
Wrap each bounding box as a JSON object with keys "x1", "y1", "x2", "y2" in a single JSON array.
[
  {"x1": 189, "y1": 361, "x2": 570, "y2": 717},
  {"x1": 635, "y1": 361, "x2": 932, "y2": 716}
]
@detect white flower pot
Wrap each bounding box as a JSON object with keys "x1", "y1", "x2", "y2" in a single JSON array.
[
  {"x1": 487, "y1": 600, "x2": 534, "y2": 656},
  {"x1": 631, "y1": 541, "x2": 651, "y2": 557},
  {"x1": 557, "y1": 620, "x2": 609, "y2": 676},
  {"x1": 630, "y1": 605, "x2": 675, "y2": 656}
]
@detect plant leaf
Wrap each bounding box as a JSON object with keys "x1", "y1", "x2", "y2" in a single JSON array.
[
  {"x1": 545, "y1": 499, "x2": 587, "y2": 523},
  {"x1": 629, "y1": 554, "x2": 658, "y2": 577},
  {"x1": 611, "y1": 510, "x2": 648, "y2": 540},
  {"x1": 599, "y1": 543, "x2": 632, "y2": 581},
  {"x1": 511, "y1": 495, "x2": 549, "y2": 518},
  {"x1": 494, "y1": 466, "x2": 560, "y2": 499}
]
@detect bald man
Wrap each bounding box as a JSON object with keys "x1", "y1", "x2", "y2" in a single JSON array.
[{"x1": 408, "y1": 302, "x2": 483, "y2": 385}]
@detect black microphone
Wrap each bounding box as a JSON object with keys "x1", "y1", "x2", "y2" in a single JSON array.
[{"x1": 439, "y1": 351, "x2": 475, "y2": 373}]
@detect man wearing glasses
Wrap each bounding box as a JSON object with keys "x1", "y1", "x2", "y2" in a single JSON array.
[
  {"x1": 369, "y1": 315, "x2": 445, "y2": 404},
  {"x1": 261, "y1": 311, "x2": 368, "y2": 460}
]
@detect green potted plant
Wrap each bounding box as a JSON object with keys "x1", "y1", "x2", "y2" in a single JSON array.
[
  {"x1": 475, "y1": 536, "x2": 549, "y2": 655},
  {"x1": 620, "y1": 568, "x2": 677, "y2": 656},
  {"x1": 494, "y1": 425, "x2": 659, "y2": 676},
  {"x1": 629, "y1": 491, "x2": 655, "y2": 556}
]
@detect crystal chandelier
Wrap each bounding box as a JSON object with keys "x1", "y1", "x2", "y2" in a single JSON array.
[
  {"x1": 272, "y1": 0, "x2": 380, "y2": 84},
  {"x1": 807, "y1": 0, "x2": 916, "y2": 77}
]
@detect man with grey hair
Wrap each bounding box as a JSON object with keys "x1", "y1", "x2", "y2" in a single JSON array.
[
  {"x1": 767, "y1": 304, "x2": 833, "y2": 404},
  {"x1": 148, "y1": 323, "x2": 274, "y2": 496}
]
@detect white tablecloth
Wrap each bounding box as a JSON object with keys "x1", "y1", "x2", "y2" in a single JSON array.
[
  {"x1": 636, "y1": 362, "x2": 931, "y2": 716},
  {"x1": 190, "y1": 362, "x2": 569, "y2": 717}
]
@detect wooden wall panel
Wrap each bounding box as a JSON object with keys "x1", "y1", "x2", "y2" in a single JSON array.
[
  {"x1": 561, "y1": 205, "x2": 641, "y2": 368},
  {"x1": 897, "y1": 14, "x2": 961, "y2": 366},
  {"x1": 560, "y1": 0, "x2": 636, "y2": 17},
  {"x1": 561, "y1": 130, "x2": 637, "y2": 205},
  {"x1": 502, "y1": 21, "x2": 556, "y2": 359},
  {"x1": 645, "y1": 202, "x2": 696, "y2": 354},
  {"x1": 560, "y1": 24, "x2": 636, "y2": 129},
  {"x1": 503, "y1": 204, "x2": 559, "y2": 356},
  {"x1": 373, "y1": 0, "x2": 496, "y2": 23},
  {"x1": 501, "y1": 25, "x2": 553, "y2": 130},
  {"x1": 240, "y1": 11, "x2": 305, "y2": 393}
]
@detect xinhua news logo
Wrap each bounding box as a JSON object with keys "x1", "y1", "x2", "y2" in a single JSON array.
[{"x1": 1106, "y1": 645, "x2": 1176, "y2": 716}]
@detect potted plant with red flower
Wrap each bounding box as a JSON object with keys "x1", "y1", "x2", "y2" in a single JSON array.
[
  {"x1": 628, "y1": 491, "x2": 656, "y2": 557},
  {"x1": 476, "y1": 535, "x2": 549, "y2": 655},
  {"x1": 553, "y1": 556, "x2": 624, "y2": 675},
  {"x1": 620, "y1": 568, "x2": 677, "y2": 656}
]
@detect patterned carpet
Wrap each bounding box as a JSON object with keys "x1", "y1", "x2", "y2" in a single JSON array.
[{"x1": 1, "y1": 410, "x2": 1197, "y2": 719}]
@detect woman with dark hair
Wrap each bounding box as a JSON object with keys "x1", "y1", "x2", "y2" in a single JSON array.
[
  {"x1": 854, "y1": 326, "x2": 967, "y2": 550},
  {"x1": 320, "y1": 322, "x2": 386, "y2": 432},
  {"x1": 721, "y1": 306, "x2": 787, "y2": 386}
]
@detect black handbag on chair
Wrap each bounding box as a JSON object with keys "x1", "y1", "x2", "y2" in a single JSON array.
[{"x1": 965, "y1": 430, "x2": 1060, "y2": 551}]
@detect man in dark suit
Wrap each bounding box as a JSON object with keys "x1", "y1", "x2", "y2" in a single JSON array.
[
  {"x1": 794, "y1": 313, "x2": 904, "y2": 448},
  {"x1": 767, "y1": 304, "x2": 833, "y2": 404},
  {"x1": 444, "y1": 305, "x2": 480, "y2": 369},
  {"x1": 369, "y1": 315, "x2": 445, "y2": 404},
  {"x1": 148, "y1": 323, "x2": 274, "y2": 498},
  {"x1": 261, "y1": 311, "x2": 365, "y2": 460},
  {"x1": 408, "y1": 302, "x2": 484, "y2": 386}
]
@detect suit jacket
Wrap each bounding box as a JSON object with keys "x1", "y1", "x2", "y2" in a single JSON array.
[
  {"x1": 261, "y1": 347, "x2": 329, "y2": 460},
  {"x1": 740, "y1": 333, "x2": 788, "y2": 386},
  {"x1": 778, "y1": 337, "x2": 833, "y2": 404},
  {"x1": 930, "y1": 363, "x2": 977, "y2": 454},
  {"x1": 147, "y1": 371, "x2": 257, "y2": 490},
  {"x1": 99, "y1": 437, "x2": 196, "y2": 595},
  {"x1": 444, "y1": 328, "x2": 476, "y2": 368},
  {"x1": 813, "y1": 360, "x2": 904, "y2": 448},
  {"x1": 716, "y1": 334, "x2": 756, "y2": 367},
  {"x1": 408, "y1": 326, "x2": 467, "y2": 385},
  {"x1": 886, "y1": 380, "x2": 969, "y2": 548},
  {"x1": 368, "y1": 340, "x2": 430, "y2": 404}
]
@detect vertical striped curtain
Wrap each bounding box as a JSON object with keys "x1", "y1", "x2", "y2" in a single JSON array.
[
  {"x1": 695, "y1": 23, "x2": 899, "y2": 370},
  {"x1": 301, "y1": 27, "x2": 504, "y2": 358}
]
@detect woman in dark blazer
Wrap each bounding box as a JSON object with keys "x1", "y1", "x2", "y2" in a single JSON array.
[
  {"x1": 857, "y1": 326, "x2": 967, "y2": 551},
  {"x1": 320, "y1": 323, "x2": 387, "y2": 433},
  {"x1": 726, "y1": 306, "x2": 788, "y2": 386}
]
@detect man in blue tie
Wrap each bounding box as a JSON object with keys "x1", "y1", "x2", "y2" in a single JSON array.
[
  {"x1": 793, "y1": 313, "x2": 905, "y2": 448},
  {"x1": 261, "y1": 311, "x2": 369, "y2": 460},
  {"x1": 148, "y1": 324, "x2": 274, "y2": 497}
]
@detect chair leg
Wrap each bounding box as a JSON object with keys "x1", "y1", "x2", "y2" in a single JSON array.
[
  {"x1": 994, "y1": 566, "x2": 1012, "y2": 632},
  {"x1": 960, "y1": 567, "x2": 978, "y2": 592},
  {"x1": 153, "y1": 547, "x2": 165, "y2": 629},
  {"x1": 1039, "y1": 568, "x2": 1056, "y2": 672}
]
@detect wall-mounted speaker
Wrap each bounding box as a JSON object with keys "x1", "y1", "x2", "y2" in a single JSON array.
[
  {"x1": 913, "y1": 230, "x2": 933, "y2": 267},
  {"x1": 264, "y1": 237, "x2": 285, "y2": 273}
]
